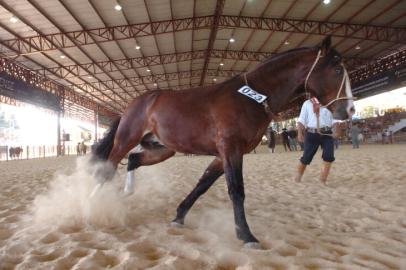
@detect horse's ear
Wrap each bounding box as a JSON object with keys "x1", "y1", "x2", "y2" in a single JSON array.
[{"x1": 319, "y1": 35, "x2": 332, "y2": 56}]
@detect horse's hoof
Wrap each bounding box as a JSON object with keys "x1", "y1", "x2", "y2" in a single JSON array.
[
  {"x1": 170, "y1": 221, "x2": 184, "y2": 228},
  {"x1": 243, "y1": 242, "x2": 262, "y2": 249},
  {"x1": 123, "y1": 189, "x2": 134, "y2": 196}
]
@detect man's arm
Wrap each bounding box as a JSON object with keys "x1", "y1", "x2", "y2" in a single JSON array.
[
  {"x1": 297, "y1": 101, "x2": 308, "y2": 143},
  {"x1": 332, "y1": 121, "x2": 343, "y2": 139},
  {"x1": 297, "y1": 122, "x2": 305, "y2": 142}
]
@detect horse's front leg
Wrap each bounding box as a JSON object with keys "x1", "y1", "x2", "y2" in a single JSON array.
[{"x1": 222, "y1": 150, "x2": 261, "y2": 248}]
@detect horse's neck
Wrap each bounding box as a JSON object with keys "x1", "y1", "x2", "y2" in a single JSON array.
[{"x1": 249, "y1": 51, "x2": 313, "y2": 113}]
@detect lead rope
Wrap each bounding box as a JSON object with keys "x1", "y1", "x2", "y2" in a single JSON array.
[
  {"x1": 304, "y1": 50, "x2": 323, "y2": 95},
  {"x1": 306, "y1": 50, "x2": 323, "y2": 136}
]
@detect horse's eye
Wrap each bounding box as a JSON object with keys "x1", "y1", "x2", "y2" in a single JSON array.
[{"x1": 335, "y1": 67, "x2": 342, "y2": 75}]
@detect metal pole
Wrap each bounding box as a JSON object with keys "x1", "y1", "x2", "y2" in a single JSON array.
[
  {"x1": 94, "y1": 109, "x2": 99, "y2": 142},
  {"x1": 57, "y1": 111, "x2": 61, "y2": 157}
]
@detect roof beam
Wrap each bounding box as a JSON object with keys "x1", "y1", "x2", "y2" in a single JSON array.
[
  {"x1": 0, "y1": 0, "x2": 126, "y2": 108},
  {"x1": 334, "y1": 0, "x2": 403, "y2": 54},
  {"x1": 0, "y1": 57, "x2": 118, "y2": 118},
  {"x1": 34, "y1": 49, "x2": 368, "y2": 78},
  {"x1": 27, "y1": 0, "x2": 134, "y2": 101},
  {"x1": 72, "y1": 51, "x2": 400, "y2": 90},
  {"x1": 2, "y1": 15, "x2": 405, "y2": 56},
  {"x1": 200, "y1": 0, "x2": 225, "y2": 86},
  {"x1": 0, "y1": 21, "x2": 122, "y2": 112},
  {"x1": 74, "y1": 69, "x2": 239, "y2": 90},
  {"x1": 218, "y1": 0, "x2": 251, "y2": 81},
  {"x1": 295, "y1": 0, "x2": 368, "y2": 48}
]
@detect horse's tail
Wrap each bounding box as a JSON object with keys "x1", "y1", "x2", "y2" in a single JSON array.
[{"x1": 91, "y1": 117, "x2": 121, "y2": 162}]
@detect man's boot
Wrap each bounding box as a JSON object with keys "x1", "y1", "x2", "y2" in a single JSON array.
[
  {"x1": 320, "y1": 161, "x2": 332, "y2": 185},
  {"x1": 294, "y1": 163, "x2": 306, "y2": 183}
]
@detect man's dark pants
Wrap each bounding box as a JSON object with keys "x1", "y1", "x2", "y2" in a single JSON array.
[{"x1": 300, "y1": 132, "x2": 335, "y2": 165}]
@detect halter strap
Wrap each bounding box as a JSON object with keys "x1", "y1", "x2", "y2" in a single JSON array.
[
  {"x1": 304, "y1": 49, "x2": 355, "y2": 108},
  {"x1": 243, "y1": 72, "x2": 249, "y2": 85}
]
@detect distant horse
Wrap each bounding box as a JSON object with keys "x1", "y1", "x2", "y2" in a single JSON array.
[
  {"x1": 9, "y1": 147, "x2": 23, "y2": 159},
  {"x1": 92, "y1": 36, "x2": 354, "y2": 248},
  {"x1": 77, "y1": 142, "x2": 87, "y2": 156}
]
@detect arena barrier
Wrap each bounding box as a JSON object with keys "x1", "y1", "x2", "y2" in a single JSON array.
[{"x1": 0, "y1": 144, "x2": 89, "y2": 161}]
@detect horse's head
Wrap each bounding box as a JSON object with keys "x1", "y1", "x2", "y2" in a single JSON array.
[{"x1": 305, "y1": 36, "x2": 355, "y2": 120}]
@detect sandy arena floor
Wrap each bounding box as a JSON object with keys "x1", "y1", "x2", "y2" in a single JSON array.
[{"x1": 0, "y1": 144, "x2": 405, "y2": 270}]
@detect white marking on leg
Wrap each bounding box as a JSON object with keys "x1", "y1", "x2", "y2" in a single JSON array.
[
  {"x1": 170, "y1": 221, "x2": 184, "y2": 228},
  {"x1": 243, "y1": 242, "x2": 262, "y2": 249},
  {"x1": 131, "y1": 144, "x2": 143, "y2": 153},
  {"x1": 124, "y1": 170, "x2": 135, "y2": 195},
  {"x1": 89, "y1": 183, "x2": 103, "y2": 198}
]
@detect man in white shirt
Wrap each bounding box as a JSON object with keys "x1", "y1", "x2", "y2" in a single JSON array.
[{"x1": 294, "y1": 98, "x2": 339, "y2": 185}]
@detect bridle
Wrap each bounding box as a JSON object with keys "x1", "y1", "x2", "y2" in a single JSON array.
[
  {"x1": 304, "y1": 49, "x2": 355, "y2": 137},
  {"x1": 304, "y1": 49, "x2": 355, "y2": 109}
]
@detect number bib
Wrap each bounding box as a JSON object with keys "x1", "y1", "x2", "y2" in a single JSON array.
[{"x1": 238, "y1": 85, "x2": 267, "y2": 103}]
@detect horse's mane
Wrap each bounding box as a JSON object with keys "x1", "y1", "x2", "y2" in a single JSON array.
[
  {"x1": 261, "y1": 47, "x2": 313, "y2": 64},
  {"x1": 257, "y1": 46, "x2": 341, "y2": 70}
]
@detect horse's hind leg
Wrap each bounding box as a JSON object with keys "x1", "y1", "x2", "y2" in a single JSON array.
[
  {"x1": 172, "y1": 157, "x2": 223, "y2": 225},
  {"x1": 124, "y1": 145, "x2": 175, "y2": 194}
]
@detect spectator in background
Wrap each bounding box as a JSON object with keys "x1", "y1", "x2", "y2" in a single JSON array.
[
  {"x1": 362, "y1": 126, "x2": 369, "y2": 142},
  {"x1": 81, "y1": 141, "x2": 87, "y2": 155},
  {"x1": 281, "y1": 128, "x2": 291, "y2": 152},
  {"x1": 382, "y1": 129, "x2": 389, "y2": 144},
  {"x1": 350, "y1": 123, "x2": 361, "y2": 149},
  {"x1": 389, "y1": 130, "x2": 394, "y2": 144},
  {"x1": 267, "y1": 126, "x2": 276, "y2": 153},
  {"x1": 77, "y1": 143, "x2": 81, "y2": 156},
  {"x1": 288, "y1": 126, "x2": 298, "y2": 151}
]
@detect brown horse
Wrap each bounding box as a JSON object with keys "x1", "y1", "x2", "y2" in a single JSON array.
[{"x1": 92, "y1": 36, "x2": 354, "y2": 248}]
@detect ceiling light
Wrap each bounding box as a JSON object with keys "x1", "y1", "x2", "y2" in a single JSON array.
[
  {"x1": 87, "y1": 76, "x2": 92, "y2": 79},
  {"x1": 135, "y1": 45, "x2": 141, "y2": 50},
  {"x1": 9, "y1": 16, "x2": 18, "y2": 23},
  {"x1": 284, "y1": 40, "x2": 290, "y2": 45},
  {"x1": 355, "y1": 45, "x2": 361, "y2": 50},
  {"x1": 153, "y1": 83, "x2": 157, "y2": 87},
  {"x1": 60, "y1": 55, "x2": 66, "y2": 59},
  {"x1": 220, "y1": 63, "x2": 224, "y2": 66},
  {"x1": 146, "y1": 69, "x2": 151, "y2": 72},
  {"x1": 229, "y1": 37, "x2": 235, "y2": 43},
  {"x1": 323, "y1": 0, "x2": 331, "y2": 4},
  {"x1": 213, "y1": 78, "x2": 217, "y2": 82},
  {"x1": 114, "y1": 4, "x2": 122, "y2": 11}
]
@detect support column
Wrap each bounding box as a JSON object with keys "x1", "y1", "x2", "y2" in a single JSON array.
[
  {"x1": 57, "y1": 111, "x2": 61, "y2": 157},
  {"x1": 94, "y1": 109, "x2": 99, "y2": 142}
]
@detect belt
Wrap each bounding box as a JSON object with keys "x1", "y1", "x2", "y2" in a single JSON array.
[{"x1": 306, "y1": 127, "x2": 332, "y2": 133}]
